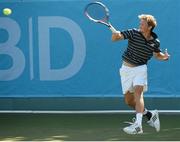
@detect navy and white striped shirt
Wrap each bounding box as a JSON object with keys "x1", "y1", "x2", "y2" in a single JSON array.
[{"x1": 121, "y1": 28, "x2": 161, "y2": 66}]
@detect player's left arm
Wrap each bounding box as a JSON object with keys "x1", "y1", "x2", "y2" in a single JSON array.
[{"x1": 153, "y1": 49, "x2": 170, "y2": 61}]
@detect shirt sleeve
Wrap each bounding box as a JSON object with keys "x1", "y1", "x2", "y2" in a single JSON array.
[
  {"x1": 154, "y1": 39, "x2": 161, "y2": 53},
  {"x1": 121, "y1": 28, "x2": 136, "y2": 39}
]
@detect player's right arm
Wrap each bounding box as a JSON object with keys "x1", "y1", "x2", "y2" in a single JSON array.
[
  {"x1": 112, "y1": 29, "x2": 136, "y2": 41},
  {"x1": 112, "y1": 32, "x2": 124, "y2": 41}
]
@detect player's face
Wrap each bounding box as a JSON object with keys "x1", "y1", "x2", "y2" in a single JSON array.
[{"x1": 139, "y1": 19, "x2": 151, "y2": 33}]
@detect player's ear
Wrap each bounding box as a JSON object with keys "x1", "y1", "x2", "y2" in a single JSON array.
[{"x1": 148, "y1": 26, "x2": 152, "y2": 31}]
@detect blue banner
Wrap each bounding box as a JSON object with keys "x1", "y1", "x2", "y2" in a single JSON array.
[{"x1": 0, "y1": 0, "x2": 179, "y2": 97}]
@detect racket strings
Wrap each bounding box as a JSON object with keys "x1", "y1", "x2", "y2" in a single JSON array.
[{"x1": 86, "y1": 3, "x2": 108, "y2": 22}]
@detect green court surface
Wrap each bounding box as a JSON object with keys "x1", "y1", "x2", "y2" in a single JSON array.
[{"x1": 0, "y1": 113, "x2": 180, "y2": 141}]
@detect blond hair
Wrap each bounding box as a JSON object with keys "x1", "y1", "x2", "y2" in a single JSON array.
[{"x1": 138, "y1": 14, "x2": 157, "y2": 31}]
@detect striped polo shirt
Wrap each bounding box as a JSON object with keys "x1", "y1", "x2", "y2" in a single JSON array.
[{"x1": 121, "y1": 28, "x2": 161, "y2": 66}]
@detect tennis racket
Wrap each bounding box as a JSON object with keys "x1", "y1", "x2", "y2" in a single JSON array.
[{"x1": 84, "y1": 1, "x2": 118, "y2": 33}]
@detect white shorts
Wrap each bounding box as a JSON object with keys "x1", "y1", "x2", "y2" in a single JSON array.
[{"x1": 119, "y1": 64, "x2": 148, "y2": 94}]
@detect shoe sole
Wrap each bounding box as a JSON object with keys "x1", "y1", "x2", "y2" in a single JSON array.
[{"x1": 123, "y1": 128, "x2": 143, "y2": 135}]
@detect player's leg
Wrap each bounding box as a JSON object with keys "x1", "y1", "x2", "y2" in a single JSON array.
[
  {"x1": 133, "y1": 65, "x2": 160, "y2": 132},
  {"x1": 120, "y1": 65, "x2": 135, "y2": 109},
  {"x1": 124, "y1": 90, "x2": 160, "y2": 132},
  {"x1": 143, "y1": 108, "x2": 152, "y2": 120},
  {"x1": 123, "y1": 85, "x2": 144, "y2": 134},
  {"x1": 124, "y1": 91, "x2": 135, "y2": 109},
  {"x1": 134, "y1": 85, "x2": 144, "y2": 126},
  {"x1": 124, "y1": 91, "x2": 152, "y2": 120},
  {"x1": 123, "y1": 65, "x2": 147, "y2": 134}
]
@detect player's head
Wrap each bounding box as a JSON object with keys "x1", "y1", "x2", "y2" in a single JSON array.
[{"x1": 138, "y1": 14, "x2": 157, "y2": 33}]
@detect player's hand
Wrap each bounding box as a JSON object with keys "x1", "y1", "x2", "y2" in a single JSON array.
[{"x1": 112, "y1": 31, "x2": 123, "y2": 41}]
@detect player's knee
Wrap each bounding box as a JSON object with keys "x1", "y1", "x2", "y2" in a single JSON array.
[
  {"x1": 134, "y1": 86, "x2": 144, "y2": 96},
  {"x1": 124, "y1": 95, "x2": 134, "y2": 105},
  {"x1": 124, "y1": 92, "x2": 136, "y2": 108}
]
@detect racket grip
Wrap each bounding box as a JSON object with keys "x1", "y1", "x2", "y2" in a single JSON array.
[{"x1": 109, "y1": 25, "x2": 118, "y2": 33}]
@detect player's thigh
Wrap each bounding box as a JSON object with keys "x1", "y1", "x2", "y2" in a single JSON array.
[{"x1": 119, "y1": 66, "x2": 134, "y2": 94}]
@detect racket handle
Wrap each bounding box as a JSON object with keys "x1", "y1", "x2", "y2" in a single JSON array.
[
  {"x1": 165, "y1": 48, "x2": 168, "y2": 53},
  {"x1": 109, "y1": 24, "x2": 118, "y2": 33}
]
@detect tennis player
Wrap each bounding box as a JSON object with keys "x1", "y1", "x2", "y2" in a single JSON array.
[{"x1": 112, "y1": 14, "x2": 170, "y2": 134}]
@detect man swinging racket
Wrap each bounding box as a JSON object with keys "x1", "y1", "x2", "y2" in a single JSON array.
[{"x1": 112, "y1": 14, "x2": 170, "y2": 134}]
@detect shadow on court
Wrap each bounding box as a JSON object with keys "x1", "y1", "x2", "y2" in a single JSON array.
[{"x1": 0, "y1": 113, "x2": 180, "y2": 141}]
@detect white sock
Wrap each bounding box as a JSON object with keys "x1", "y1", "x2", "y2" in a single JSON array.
[{"x1": 136, "y1": 113, "x2": 143, "y2": 126}]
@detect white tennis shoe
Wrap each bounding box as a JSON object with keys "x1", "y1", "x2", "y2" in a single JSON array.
[
  {"x1": 147, "y1": 110, "x2": 160, "y2": 132},
  {"x1": 123, "y1": 122, "x2": 143, "y2": 134}
]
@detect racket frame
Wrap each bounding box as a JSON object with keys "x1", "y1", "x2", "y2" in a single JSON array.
[{"x1": 84, "y1": 1, "x2": 117, "y2": 33}]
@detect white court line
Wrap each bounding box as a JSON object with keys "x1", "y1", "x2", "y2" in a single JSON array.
[{"x1": 0, "y1": 110, "x2": 180, "y2": 114}]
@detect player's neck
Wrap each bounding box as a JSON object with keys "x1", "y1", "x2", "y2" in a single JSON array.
[{"x1": 142, "y1": 31, "x2": 152, "y2": 41}]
